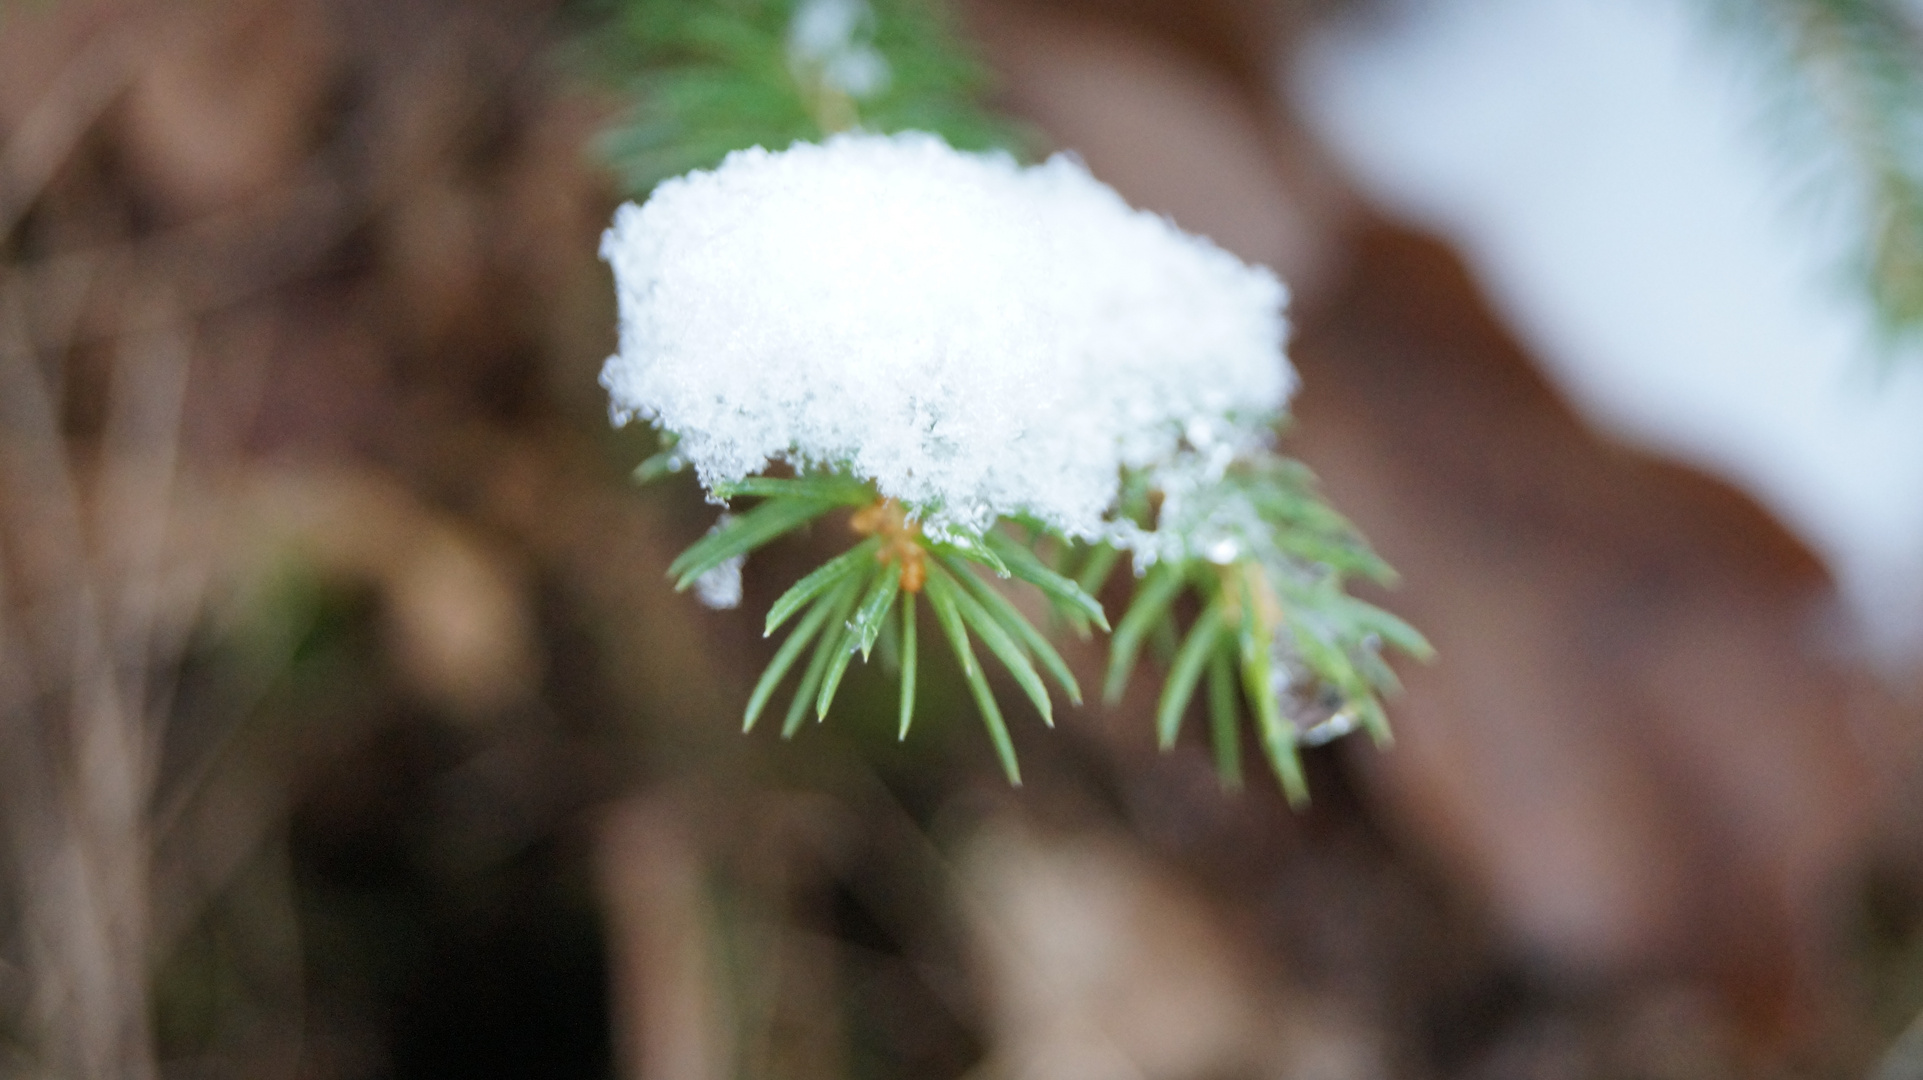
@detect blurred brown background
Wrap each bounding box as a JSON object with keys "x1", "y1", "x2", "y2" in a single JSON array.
[{"x1": 1, "y1": 0, "x2": 1920, "y2": 1077}]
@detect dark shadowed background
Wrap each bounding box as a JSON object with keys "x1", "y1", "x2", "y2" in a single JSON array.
[{"x1": 2, "y1": 0, "x2": 1921, "y2": 1077}]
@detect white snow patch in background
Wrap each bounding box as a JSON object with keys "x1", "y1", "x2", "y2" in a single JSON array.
[{"x1": 1292, "y1": 0, "x2": 1923, "y2": 655}]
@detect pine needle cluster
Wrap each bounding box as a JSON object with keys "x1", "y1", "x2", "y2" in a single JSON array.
[{"x1": 589, "y1": 0, "x2": 1428, "y2": 801}]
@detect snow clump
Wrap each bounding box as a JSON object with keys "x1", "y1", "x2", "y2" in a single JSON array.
[{"x1": 600, "y1": 130, "x2": 1294, "y2": 541}]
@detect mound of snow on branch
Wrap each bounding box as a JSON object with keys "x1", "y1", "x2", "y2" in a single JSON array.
[{"x1": 600, "y1": 131, "x2": 1293, "y2": 539}]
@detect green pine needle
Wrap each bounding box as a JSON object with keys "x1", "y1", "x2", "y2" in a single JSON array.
[
  {"x1": 766, "y1": 536, "x2": 882, "y2": 636},
  {"x1": 747, "y1": 569, "x2": 864, "y2": 732},
  {"x1": 933, "y1": 563, "x2": 1055, "y2": 728},
  {"x1": 1104, "y1": 562, "x2": 1185, "y2": 704},
  {"x1": 784, "y1": 574, "x2": 864, "y2": 737},
  {"x1": 744, "y1": 580, "x2": 834, "y2": 732},
  {"x1": 925, "y1": 565, "x2": 1021, "y2": 784},
  {"x1": 1237, "y1": 607, "x2": 1307, "y2": 807},
  {"x1": 813, "y1": 562, "x2": 902, "y2": 722},
  {"x1": 711, "y1": 474, "x2": 875, "y2": 504},
  {"x1": 1156, "y1": 601, "x2": 1226, "y2": 750},
  {"x1": 983, "y1": 529, "x2": 1110, "y2": 631},
  {"x1": 849, "y1": 565, "x2": 902, "y2": 663},
  {"x1": 898, "y1": 590, "x2": 917, "y2": 740},
  {"x1": 935, "y1": 551, "x2": 1082, "y2": 705},
  {"x1": 670, "y1": 494, "x2": 839, "y2": 590},
  {"x1": 1206, "y1": 649, "x2": 1243, "y2": 792},
  {"x1": 632, "y1": 445, "x2": 686, "y2": 483},
  {"x1": 1073, "y1": 543, "x2": 1122, "y2": 601},
  {"x1": 814, "y1": 634, "x2": 859, "y2": 723}
]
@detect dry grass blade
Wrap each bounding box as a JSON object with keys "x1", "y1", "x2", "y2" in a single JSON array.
[
  {"x1": 0, "y1": 282, "x2": 161, "y2": 1079},
  {"x1": 0, "y1": 20, "x2": 142, "y2": 241}
]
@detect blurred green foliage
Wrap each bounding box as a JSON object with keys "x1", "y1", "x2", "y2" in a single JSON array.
[
  {"x1": 584, "y1": 0, "x2": 1029, "y2": 194},
  {"x1": 1708, "y1": 0, "x2": 1923, "y2": 350}
]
